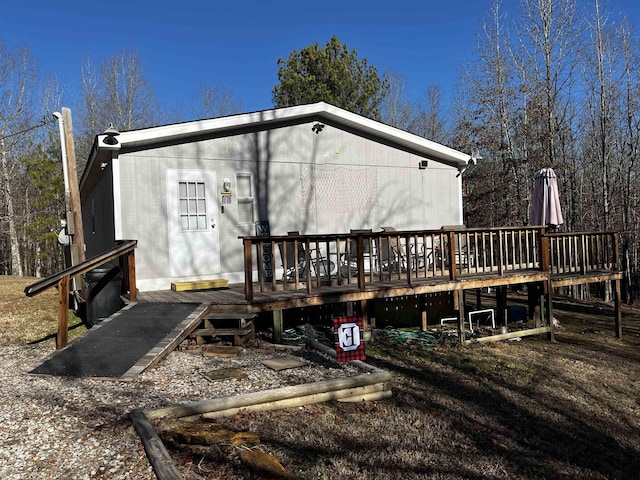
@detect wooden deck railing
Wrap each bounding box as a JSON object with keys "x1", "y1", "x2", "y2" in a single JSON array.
[
  {"x1": 545, "y1": 231, "x2": 619, "y2": 275},
  {"x1": 242, "y1": 227, "x2": 621, "y2": 301},
  {"x1": 24, "y1": 240, "x2": 138, "y2": 349}
]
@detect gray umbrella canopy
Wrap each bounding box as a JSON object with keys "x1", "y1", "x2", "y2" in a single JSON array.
[{"x1": 530, "y1": 167, "x2": 564, "y2": 228}]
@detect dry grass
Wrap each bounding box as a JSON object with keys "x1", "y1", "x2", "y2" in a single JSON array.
[
  {"x1": 0, "y1": 275, "x2": 85, "y2": 346},
  {"x1": 3, "y1": 275, "x2": 639, "y2": 479},
  {"x1": 171, "y1": 299, "x2": 640, "y2": 480}
]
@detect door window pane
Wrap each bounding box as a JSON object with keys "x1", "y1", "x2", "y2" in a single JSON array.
[{"x1": 178, "y1": 181, "x2": 207, "y2": 231}]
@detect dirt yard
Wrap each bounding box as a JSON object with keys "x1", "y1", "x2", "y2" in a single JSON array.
[
  {"x1": 148, "y1": 295, "x2": 639, "y2": 480},
  {"x1": 3, "y1": 276, "x2": 640, "y2": 479}
]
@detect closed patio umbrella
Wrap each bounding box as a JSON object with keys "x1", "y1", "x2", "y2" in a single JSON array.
[{"x1": 530, "y1": 167, "x2": 564, "y2": 229}]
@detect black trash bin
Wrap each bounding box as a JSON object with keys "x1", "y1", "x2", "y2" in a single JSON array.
[
  {"x1": 508, "y1": 305, "x2": 527, "y2": 324},
  {"x1": 84, "y1": 266, "x2": 124, "y2": 327}
]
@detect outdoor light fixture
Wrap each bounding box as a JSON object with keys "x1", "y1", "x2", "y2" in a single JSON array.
[
  {"x1": 312, "y1": 123, "x2": 325, "y2": 134},
  {"x1": 418, "y1": 160, "x2": 428, "y2": 169},
  {"x1": 470, "y1": 148, "x2": 482, "y2": 165},
  {"x1": 457, "y1": 148, "x2": 482, "y2": 177},
  {"x1": 103, "y1": 123, "x2": 120, "y2": 145}
]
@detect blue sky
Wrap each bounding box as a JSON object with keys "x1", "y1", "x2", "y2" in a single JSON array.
[{"x1": 3, "y1": 0, "x2": 640, "y2": 119}]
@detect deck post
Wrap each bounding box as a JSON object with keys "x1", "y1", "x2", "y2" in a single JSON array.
[
  {"x1": 496, "y1": 286, "x2": 507, "y2": 326},
  {"x1": 346, "y1": 301, "x2": 354, "y2": 316},
  {"x1": 243, "y1": 239, "x2": 254, "y2": 302},
  {"x1": 356, "y1": 235, "x2": 366, "y2": 290},
  {"x1": 475, "y1": 289, "x2": 482, "y2": 310},
  {"x1": 540, "y1": 233, "x2": 551, "y2": 275},
  {"x1": 420, "y1": 295, "x2": 428, "y2": 331},
  {"x1": 273, "y1": 309, "x2": 283, "y2": 344},
  {"x1": 57, "y1": 276, "x2": 69, "y2": 349},
  {"x1": 457, "y1": 289, "x2": 466, "y2": 345},
  {"x1": 547, "y1": 278, "x2": 556, "y2": 342},
  {"x1": 127, "y1": 249, "x2": 137, "y2": 302},
  {"x1": 360, "y1": 300, "x2": 368, "y2": 328},
  {"x1": 447, "y1": 231, "x2": 457, "y2": 282},
  {"x1": 614, "y1": 279, "x2": 622, "y2": 339},
  {"x1": 498, "y1": 230, "x2": 504, "y2": 275},
  {"x1": 405, "y1": 233, "x2": 413, "y2": 286}
]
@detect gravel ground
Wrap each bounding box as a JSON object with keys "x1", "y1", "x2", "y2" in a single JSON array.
[{"x1": 0, "y1": 341, "x2": 359, "y2": 480}]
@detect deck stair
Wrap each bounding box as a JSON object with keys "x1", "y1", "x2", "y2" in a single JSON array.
[{"x1": 191, "y1": 312, "x2": 256, "y2": 346}]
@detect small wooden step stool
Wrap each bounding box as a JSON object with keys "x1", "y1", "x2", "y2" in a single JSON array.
[{"x1": 191, "y1": 313, "x2": 256, "y2": 346}]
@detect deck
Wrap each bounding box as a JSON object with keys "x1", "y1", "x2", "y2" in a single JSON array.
[
  {"x1": 140, "y1": 226, "x2": 624, "y2": 343},
  {"x1": 24, "y1": 227, "x2": 626, "y2": 351},
  {"x1": 138, "y1": 268, "x2": 621, "y2": 314}
]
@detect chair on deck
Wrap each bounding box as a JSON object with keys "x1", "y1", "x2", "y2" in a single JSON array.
[
  {"x1": 379, "y1": 226, "x2": 407, "y2": 273},
  {"x1": 278, "y1": 232, "x2": 307, "y2": 281},
  {"x1": 340, "y1": 229, "x2": 374, "y2": 277},
  {"x1": 280, "y1": 232, "x2": 335, "y2": 280},
  {"x1": 427, "y1": 225, "x2": 469, "y2": 272}
]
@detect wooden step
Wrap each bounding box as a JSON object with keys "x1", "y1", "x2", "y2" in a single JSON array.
[
  {"x1": 205, "y1": 313, "x2": 257, "y2": 320},
  {"x1": 171, "y1": 279, "x2": 229, "y2": 292},
  {"x1": 191, "y1": 314, "x2": 256, "y2": 346},
  {"x1": 193, "y1": 327, "x2": 253, "y2": 337}
]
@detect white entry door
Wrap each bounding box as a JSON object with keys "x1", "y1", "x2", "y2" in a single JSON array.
[{"x1": 167, "y1": 169, "x2": 220, "y2": 278}]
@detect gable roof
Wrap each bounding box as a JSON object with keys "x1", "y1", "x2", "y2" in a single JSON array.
[{"x1": 81, "y1": 102, "x2": 472, "y2": 190}]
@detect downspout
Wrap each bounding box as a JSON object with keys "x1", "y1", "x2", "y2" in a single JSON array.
[
  {"x1": 456, "y1": 150, "x2": 481, "y2": 226},
  {"x1": 53, "y1": 112, "x2": 71, "y2": 214}
]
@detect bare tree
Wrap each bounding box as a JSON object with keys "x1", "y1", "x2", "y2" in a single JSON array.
[
  {"x1": 194, "y1": 83, "x2": 243, "y2": 119},
  {"x1": 0, "y1": 42, "x2": 40, "y2": 276},
  {"x1": 101, "y1": 51, "x2": 159, "y2": 131},
  {"x1": 410, "y1": 83, "x2": 448, "y2": 143},
  {"x1": 619, "y1": 18, "x2": 640, "y2": 238},
  {"x1": 75, "y1": 51, "x2": 160, "y2": 169},
  {"x1": 381, "y1": 70, "x2": 413, "y2": 130},
  {"x1": 454, "y1": 0, "x2": 526, "y2": 227},
  {"x1": 517, "y1": 0, "x2": 581, "y2": 168},
  {"x1": 581, "y1": 0, "x2": 622, "y2": 231}
]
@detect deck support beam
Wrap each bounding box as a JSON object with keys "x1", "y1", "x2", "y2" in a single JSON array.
[
  {"x1": 57, "y1": 276, "x2": 69, "y2": 349},
  {"x1": 457, "y1": 291, "x2": 466, "y2": 345},
  {"x1": 547, "y1": 278, "x2": 556, "y2": 342},
  {"x1": 614, "y1": 278, "x2": 622, "y2": 339},
  {"x1": 420, "y1": 295, "x2": 428, "y2": 331},
  {"x1": 359, "y1": 300, "x2": 368, "y2": 326},
  {"x1": 126, "y1": 249, "x2": 137, "y2": 302},
  {"x1": 272, "y1": 309, "x2": 283, "y2": 344},
  {"x1": 496, "y1": 286, "x2": 507, "y2": 326}
]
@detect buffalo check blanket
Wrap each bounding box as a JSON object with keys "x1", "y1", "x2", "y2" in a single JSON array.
[{"x1": 333, "y1": 316, "x2": 366, "y2": 362}]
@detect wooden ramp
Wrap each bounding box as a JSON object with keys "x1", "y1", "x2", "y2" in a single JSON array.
[{"x1": 30, "y1": 303, "x2": 208, "y2": 380}]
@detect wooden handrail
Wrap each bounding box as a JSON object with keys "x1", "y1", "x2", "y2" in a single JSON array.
[
  {"x1": 25, "y1": 240, "x2": 138, "y2": 297},
  {"x1": 24, "y1": 240, "x2": 137, "y2": 350}
]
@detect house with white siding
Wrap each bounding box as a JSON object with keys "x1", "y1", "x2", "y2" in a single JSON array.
[{"x1": 80, "y1": 102, "x2": 473, "y2": 292}]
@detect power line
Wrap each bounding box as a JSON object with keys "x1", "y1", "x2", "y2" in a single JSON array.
[{"x1": 0, "y1": 116, "x2": 54, "y2": 140}]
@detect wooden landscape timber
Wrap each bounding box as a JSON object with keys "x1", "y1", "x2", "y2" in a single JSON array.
[
  {"x1": 129, "y1": 408, "x2": 183, "y2": 480},
  {"x1": 144, "y1": 368, "x2": 392, "y2": 421},
  {"x1": 133, "y1": 340, "x2": 392, "y2": 479},
  {"x1": 464, "y1": 326, "x2": 552, "y2": 345}
]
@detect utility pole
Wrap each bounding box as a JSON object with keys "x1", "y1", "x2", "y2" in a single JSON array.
[{"x1": 61, "y1": 107, "x2": 86, "y2": 267}]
